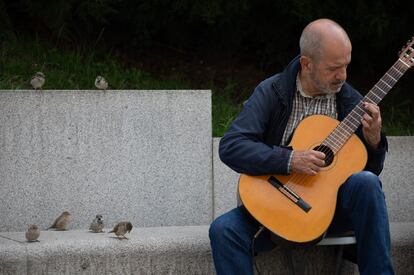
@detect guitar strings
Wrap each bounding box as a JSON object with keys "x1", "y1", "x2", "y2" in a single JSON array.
[{"x1": 282, "y1": 60, "x2": 406, "y2": 190}]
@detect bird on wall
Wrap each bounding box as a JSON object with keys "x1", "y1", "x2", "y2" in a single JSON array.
[
  {"x1": 95, "y1": 75, "x2": 108, "y2": 90},
  {"x1": 47, "y1": 211, "x2": 72, "y2": 231},
  {"x1": 109, "y1": 221, "x2": 133, "y2": 239},
  {"x1": 89, "y1": 214, "x2": 105, "y2": 233},
  {"x1": 30, "y1": 72, "x2": 45, "y2": 90},
  {"x1": 25, "y1": 224, "x2": 40, "y2": 242}
]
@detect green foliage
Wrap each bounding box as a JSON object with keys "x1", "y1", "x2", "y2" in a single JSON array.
[
  {"x1": 381, "y1": 90, "x2": 414, "y2": 136},
  {"x1": 212, "y1": 79, "x2": 243, "y2": 137},
  {"x1": 0, "y1": 38, "x2": 189, "y2": 90},
  {"x1": 212, "y1": 96, "x2": 241, "y2": 137}
]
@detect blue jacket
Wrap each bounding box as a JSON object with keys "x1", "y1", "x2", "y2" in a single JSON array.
[{"x1": 219, "y1": 56, "x2": 387, "y2": 176}]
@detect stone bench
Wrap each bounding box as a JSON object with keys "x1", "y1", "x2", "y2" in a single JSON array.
[
  {"x1": 1, "y1": 90, "x2": 413, "y2": 274},
  {"x1": 1, "y1": 224, "x2": 412, "y2": 274},
  {"x1": 0, "y1": 226, "x2": 214, "y2": 274}
]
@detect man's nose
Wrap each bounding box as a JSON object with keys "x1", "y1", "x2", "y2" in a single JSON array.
[{"x1": 337, "y1": 67, "x2": 347, "y2": 80}]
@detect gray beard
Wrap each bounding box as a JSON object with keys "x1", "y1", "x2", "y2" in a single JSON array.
[{"x1": 311, "y1": 75, "x2": 344, "y2": 95}]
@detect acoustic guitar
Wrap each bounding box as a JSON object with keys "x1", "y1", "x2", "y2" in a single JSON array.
[{"x1": 239, "y1": 38, "x2": 414, "y2": 243}]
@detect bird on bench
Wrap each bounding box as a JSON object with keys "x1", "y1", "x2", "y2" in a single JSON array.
[
  {"x1": 109, "y1": 221, "x2": 133, "y2": 239},
  {"x1": 47, "y1": 211, "x2": 72, "y2": 231}
]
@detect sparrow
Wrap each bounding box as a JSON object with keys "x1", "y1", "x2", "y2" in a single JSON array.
[
  {"x1": 89, "y1": 214, "x2": 105, "y2": 233},
  {"x1": 48, "y1": 211, "x2": 72, "y2": 231},
  {"x1": 95, "y1": 76, "x2": 108, "y2": 90},
  {"x1": 25, "y1": 224, "x2": 40, "y2": 242},
  {"x1": 30, "y1": 72, "x2": 45, "y2": 90},
  {"x1": 109, "y1": 221, "x2": 133, "y2": 239}
]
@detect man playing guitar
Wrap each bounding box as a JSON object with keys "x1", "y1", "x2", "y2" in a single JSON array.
[{"x1": 209, "y1": 18, "x2": 397, "y2": 275}]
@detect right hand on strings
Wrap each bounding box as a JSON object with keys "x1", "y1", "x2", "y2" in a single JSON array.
[{"x1": 291, "y1": 150, "x2": 326, "y2": 175}]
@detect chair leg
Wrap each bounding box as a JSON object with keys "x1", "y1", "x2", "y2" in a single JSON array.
[{"x1": 334, "y1": 246, "x2": 344, "y2": 275}]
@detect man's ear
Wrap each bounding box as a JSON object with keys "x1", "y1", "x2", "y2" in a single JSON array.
[{"x1": 300, "y1": 56, "x2": 312, "y2": 72}]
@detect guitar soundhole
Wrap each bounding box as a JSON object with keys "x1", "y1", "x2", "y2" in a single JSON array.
[{"x1": 313, "y1": 145, "x2": 334, "y2": 167}]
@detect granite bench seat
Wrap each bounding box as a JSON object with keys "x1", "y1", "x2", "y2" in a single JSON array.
[
  {"x1": 0, "y1": 226, "x2": 214, "y2": 275},
  {"x1": 1, "y1": 222, "x2": 412, "y2": 274}
]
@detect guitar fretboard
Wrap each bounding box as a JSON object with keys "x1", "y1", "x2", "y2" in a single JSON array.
[{"x1": 323, "y1": 59, "x2": 410, "y2": 153}]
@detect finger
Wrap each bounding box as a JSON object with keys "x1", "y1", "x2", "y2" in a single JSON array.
[
  {"x1": 361, "y1": 118, "x2": 369, "y2": 129},
  {"x1": 310, "y1": 163, "x2": 321, "y2": 173},
  {"x1": 363, "y1": 102, "x2": 379, "y2": 110},
  {"x1": 363, "y1": 102, "x2": 380, "y2": 119},
  {"x1": 363, "y1": 112, "x2": 381, "y2": 129},
  {"x1": 299, "y1": 165, "x2": 316, "y2": 176},
  {"x1": 363, "y1": 114, "x2": 373, "y2": 123},
  {"x1": 307, "y1": 167, "x2": 318, "y2": 176},
  {"x1": 311, "y1": 150, "x2": 326, "y2": 160},
  {"x1": 314, "y1": 158, "x2": 325, "y2": 167},
  {"x1": 362, "y1": 118, "x2": 377, "y2": 131}
]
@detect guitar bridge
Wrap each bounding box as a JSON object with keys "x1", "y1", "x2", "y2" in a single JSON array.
[{"x1": 268, "y1": 176, "x2": 312, "y2": 213}]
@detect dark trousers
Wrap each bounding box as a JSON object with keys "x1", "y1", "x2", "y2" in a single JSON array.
[{"x1": 209, "y1": 171, "x2": 395, "y2": 275}]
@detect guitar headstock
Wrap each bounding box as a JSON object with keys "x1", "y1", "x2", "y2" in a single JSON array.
[{"x1": 399, "y1": 37, "x2": 414, "y2": 68}]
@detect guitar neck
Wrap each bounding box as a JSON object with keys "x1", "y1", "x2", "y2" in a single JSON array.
[{"x1": 323, "y1": 58, "x2": 410, "y2": 153}]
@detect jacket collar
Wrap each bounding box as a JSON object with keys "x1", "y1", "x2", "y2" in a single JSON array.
[{"x1": 271, "y1": 55, "x2": 301, "y2": 106}]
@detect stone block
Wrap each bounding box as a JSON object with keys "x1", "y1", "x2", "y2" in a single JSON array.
[
  {"x1": 0, "y1": 236, "x2": 26, "y2": 275},
  {"x1": 380, "y1": 136, "x2": 414, "y2": 222},
  {"x1": 0, "y1": 90, "x2": 212, "y2": 232}
]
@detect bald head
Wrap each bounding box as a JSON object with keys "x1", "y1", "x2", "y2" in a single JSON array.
[{"x1": 300, "y1": 19, "x2": 351, "y2": 61}]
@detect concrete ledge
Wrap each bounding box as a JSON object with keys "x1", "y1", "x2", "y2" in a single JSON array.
[
  {"x1": 389, "y1": 222, "x2": 414, "y2": 274},
  {"x1": 1, "y1": 222, "x2": 412, "y2": 274},
  {"x1": 0, "y1": 237, "x2": 26, "y2": 275},
  {"x1": 381, "y1": 136, "x2": 414, "y2": 222},
  {"x1": 0, "y1": 226, "x2": 214, "y2": 275}
]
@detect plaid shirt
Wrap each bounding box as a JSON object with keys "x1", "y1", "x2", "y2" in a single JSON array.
[{"x1": 282, "y1": 74, "x2": 338, "y2": 171}]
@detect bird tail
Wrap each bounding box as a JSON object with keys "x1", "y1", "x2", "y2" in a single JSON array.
[{"x1": 47, "y1": 224, "x2": 56, "y2": 230}]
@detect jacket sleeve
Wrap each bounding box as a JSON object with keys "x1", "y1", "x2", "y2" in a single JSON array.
[{"x1": 219, "y1": 83, "x2": 292, "y2": 176}]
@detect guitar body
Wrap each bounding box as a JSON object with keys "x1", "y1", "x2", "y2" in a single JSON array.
[{"x1": 238, "y1": 115, "x2": 368, "y2": 243}]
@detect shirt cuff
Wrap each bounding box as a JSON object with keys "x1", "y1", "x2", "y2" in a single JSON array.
[{"x1": 287, "y1": 150, "x2": 294, "y2": 174}]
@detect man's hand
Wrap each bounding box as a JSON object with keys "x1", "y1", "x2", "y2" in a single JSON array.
[
  {"x1": 361, "y1": 102, "x2": 382, "y2": 149},
  {"x1": 291, "y1": 150, "x2": 325, "y2": 175}
]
